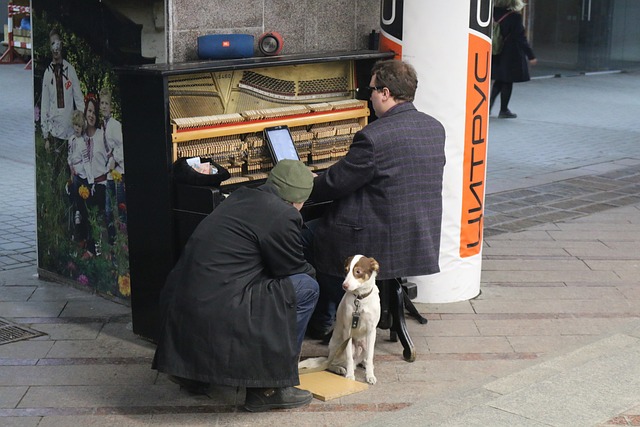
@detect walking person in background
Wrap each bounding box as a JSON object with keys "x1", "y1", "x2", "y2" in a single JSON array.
[{"x1": 490, "y1": 0, "x2": 537, "y2": 119}]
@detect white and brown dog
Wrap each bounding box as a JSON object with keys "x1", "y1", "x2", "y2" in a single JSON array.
[{"x1": 300, "y1": 255, "x2": 381, "y2": 384}]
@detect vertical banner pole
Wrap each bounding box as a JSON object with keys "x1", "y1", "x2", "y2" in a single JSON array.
[{"x1": 380, "y1": 0, "x2": 492, "y2": 303}]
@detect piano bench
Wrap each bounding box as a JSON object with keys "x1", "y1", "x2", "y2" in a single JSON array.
[{"x1": 376, "y1": 278, "x2": 428, "y2": 362}]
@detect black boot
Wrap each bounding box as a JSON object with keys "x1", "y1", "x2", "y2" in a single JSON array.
[
  {"x1": 244, "y1": 386, "x2": 312, "y2": 412},
  {"x1": 498, "y1": 109, "x2": 517, "y2": 118}
]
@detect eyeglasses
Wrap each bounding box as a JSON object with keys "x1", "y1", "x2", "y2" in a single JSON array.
[{"x1": 357, "y1": 86, "x2": 385, "y2": 95}]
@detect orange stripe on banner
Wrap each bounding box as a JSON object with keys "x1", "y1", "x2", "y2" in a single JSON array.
[
  {"x1": 460, "y1": 33, "x2": 491, "y2": 257},
  {"x1": 379, "y1": 35, "x2": 402, "y2": 60}
]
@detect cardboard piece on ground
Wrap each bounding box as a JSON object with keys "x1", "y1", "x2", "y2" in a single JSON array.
[{"x1": 297, "y1": 371, "x2": 368, "y2": 401}]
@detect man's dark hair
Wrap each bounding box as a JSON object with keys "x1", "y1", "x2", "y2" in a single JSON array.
[{"x1": 371, "y1": 60, "x2": 418, "y2": 102}]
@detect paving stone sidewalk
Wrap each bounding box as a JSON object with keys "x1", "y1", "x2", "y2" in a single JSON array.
[{"x1": 1, "y1": 64, "x2": 640, "y2": 426}]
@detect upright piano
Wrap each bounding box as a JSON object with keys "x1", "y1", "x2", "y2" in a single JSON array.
[{"x1": 117, "y1": 50, "x2": 394, "y2": 341}]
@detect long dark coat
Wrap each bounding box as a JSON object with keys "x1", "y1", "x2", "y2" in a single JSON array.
[
  {"x1": 310, "y1": 102, "x2": 446, "y2": 280},
  {"x1": 492, "y1": 7, "x2": 536, "y2": 83},
  {"x1": 152, "y1": 184, "x2": 315, "y2": 388}
]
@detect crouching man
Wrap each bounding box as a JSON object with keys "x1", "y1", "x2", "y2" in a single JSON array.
[{"x1": 153, "y1": 160, "x2": 319, "y2": 412}]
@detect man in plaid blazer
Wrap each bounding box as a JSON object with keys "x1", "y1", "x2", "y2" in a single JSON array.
[{"x1": 306, "y1": 59, "x2": 446, "y2": 337}]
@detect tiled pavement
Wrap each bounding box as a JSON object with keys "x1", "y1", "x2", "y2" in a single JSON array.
[
  {"x1": 484, "y1": 166, "x2": 640, "y2": 237},
  {"x1": 1, "y1": 63, "x2": 640, "y2": 426},
  {"x1": 0, "y1": 64, "x2": 36, "y2": 271}
]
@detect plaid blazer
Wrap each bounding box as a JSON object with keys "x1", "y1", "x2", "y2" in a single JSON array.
[{"x1": 310, "y1": 102, "x2": 446, "y2": 280}]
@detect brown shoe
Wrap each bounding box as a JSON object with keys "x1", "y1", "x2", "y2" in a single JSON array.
[{"x1": 244, "y1": 387, "x2": 312, "y2": 412}]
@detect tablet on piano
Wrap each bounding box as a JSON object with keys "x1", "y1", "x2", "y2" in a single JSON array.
[{"x1": 264, "y1": 125, "x2": 300, "y2": 163}]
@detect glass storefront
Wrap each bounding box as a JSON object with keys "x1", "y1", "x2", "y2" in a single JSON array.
[{"x1": 529, "y1": 0, "x2": 640, "y2": 76}]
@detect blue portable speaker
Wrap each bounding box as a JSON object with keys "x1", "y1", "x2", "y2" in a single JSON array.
[{"x1": 197, "y1": 34, "x2": 254, "y2": 60}]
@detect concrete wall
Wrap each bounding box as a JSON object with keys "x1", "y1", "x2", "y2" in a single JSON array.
[
  {"x1": 102, "y1": 0, "x2": 381, "y2": 64},
  {"x1": 105, "y1": 0, "x2": 167, "y2": 63},
  {"x1": 167, "y1": 0, "x2": 381, "y2": 63}
]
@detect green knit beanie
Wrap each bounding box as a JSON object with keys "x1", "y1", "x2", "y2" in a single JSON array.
[{"x1": 266, "y1": 159, "x2": 314, "y2": 203}]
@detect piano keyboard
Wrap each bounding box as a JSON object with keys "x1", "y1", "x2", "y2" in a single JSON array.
[
  {"x1": 172, "y1": 100, "x2": 367, "y2": 131},
  {"x1": 173, "y1": 113, "x2": 244, "y2": 129},
  {"x1": 241, "y1": 105, "x2": 310, "y2": 121}
]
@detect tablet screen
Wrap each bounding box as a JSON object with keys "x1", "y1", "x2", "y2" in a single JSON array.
[{"x1": 264, "y1": 125, "x2": 300, "y2": 163}]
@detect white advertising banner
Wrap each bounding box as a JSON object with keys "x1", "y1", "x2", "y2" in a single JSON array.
[{"x1": 380, "y1": 0, "x2": 492, "y2": 302}]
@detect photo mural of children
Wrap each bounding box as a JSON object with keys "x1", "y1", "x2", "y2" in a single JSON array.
[{"x1": 33, "y1": 5, "x2": 132, "y2": 299}]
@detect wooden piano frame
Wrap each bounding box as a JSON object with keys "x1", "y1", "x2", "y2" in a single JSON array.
[{"x1": 117, "y1": 51, "x2": 424, "y2": 361}]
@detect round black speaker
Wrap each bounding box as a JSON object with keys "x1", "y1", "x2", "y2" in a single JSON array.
[{"x1": 258, "y1": 32, "x2": 284, "y2": 56}]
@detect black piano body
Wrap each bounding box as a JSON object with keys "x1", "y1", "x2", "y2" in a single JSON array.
[
  {"x1": 117, "y1": 50, "x2": 393, "y2": 342},
  {"x1": 173, "y1": 182, "x2": 331, "y2": 252}
]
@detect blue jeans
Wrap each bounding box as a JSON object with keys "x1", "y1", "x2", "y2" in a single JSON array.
[
  {"x1": 309, "y1": 272, "x2": 344, "y2": 334},
  {"x1": 290, "y1": 273, "x2": 319, "y2": 352}
]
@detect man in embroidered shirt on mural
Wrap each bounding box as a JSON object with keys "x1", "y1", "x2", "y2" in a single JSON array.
[
  {"x1": 153, "y1": 160, "x2": 319, "y2": 412},
  {"x1": 40, "y1": 28, "x2": 85, "y2": 150}
]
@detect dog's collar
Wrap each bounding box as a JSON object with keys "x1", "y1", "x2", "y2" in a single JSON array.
[{"x1": 356, "y1": 289, "x2": 374, "y2": 300}]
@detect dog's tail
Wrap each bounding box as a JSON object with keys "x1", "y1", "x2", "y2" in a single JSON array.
[
  {"x1": 298, "y1": 338, "x2": 350, "y2": 374},
  {"x1": 298, "y1": 356, "x2": 330, "y2": 374}
]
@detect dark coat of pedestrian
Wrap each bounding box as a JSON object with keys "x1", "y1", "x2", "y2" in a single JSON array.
[
  {"x1": 490, "y1": 0, "x2": 537, "y2": 118},
  {"x1": 491, "y1": 6, "x2": 536, "y2": 83}
]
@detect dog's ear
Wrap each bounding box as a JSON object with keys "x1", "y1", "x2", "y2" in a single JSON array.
[
  {"x1": 369, "y1": 257, "x2": 380, "y2": 273},
  {"x1": 344, "y1": 256, "x2": 354, "y2": 272}
]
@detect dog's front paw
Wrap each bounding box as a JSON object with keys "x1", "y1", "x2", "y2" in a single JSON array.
[
  {"x1": 366, "y1": 374, "x2": 377, "y2": 385},
  {"x1": 346, "y1": 373, "x2": 355, "y2": 381}
]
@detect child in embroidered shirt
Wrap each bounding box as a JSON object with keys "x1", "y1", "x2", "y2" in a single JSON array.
[
  {"x1": 100, "y1": 87, "x2": 125, "y2": 241},
  {"x1": 67, "y1": 110, "x2": 91, "y2": 240}
]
